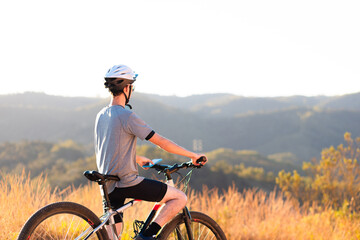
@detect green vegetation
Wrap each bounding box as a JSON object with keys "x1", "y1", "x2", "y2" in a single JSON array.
[
  {"x1": 0, "y1": 140, "x2": 284, "y2": 191},
  {"x1": 276, "y1": 132, "x2": 360, "y2": 211},
  {"x1": 0, "y1": 140, "x2": 96, "y2": 188}
]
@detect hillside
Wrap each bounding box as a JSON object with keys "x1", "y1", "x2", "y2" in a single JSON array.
[
  {"x1": 0, "y1": 141, "x2": 280, "y2": 191},
  {"x1": 1, "y1": 92, "x2": 360, "y2": 163}
]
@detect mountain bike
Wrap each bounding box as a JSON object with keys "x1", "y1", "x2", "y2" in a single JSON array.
[{"x1": 17, "y1": 158, "x2": 227, "y2": 240}]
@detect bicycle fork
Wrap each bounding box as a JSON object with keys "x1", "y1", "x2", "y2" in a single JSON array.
[{"x1": 182, "y1": 207, "x2": 194, "y2": 240}]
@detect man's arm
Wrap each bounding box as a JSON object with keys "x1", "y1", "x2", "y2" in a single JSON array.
[{"x1": 148, "y1": 133, "x2": 206, "y2": 165}]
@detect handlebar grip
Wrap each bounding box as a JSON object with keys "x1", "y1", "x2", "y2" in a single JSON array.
[{"x1": 196, "y1": 156, "x2": 207, "y2": 165}]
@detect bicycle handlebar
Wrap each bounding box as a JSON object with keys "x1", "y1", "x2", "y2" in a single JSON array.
[{"x1": 150, "y1": 156, "x2": 207, "y2": 176}]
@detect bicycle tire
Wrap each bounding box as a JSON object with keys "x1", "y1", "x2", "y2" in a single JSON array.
[
  {"x1": 17, "y1": 201, "x2": 108, "y2": 240},
  {"x1": 158, "y1": 211, "x2": 227, "y2": 240}
]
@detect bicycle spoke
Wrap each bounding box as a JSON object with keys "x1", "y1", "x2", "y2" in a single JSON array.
[
  {"x1": 200, "y1": 223, "x2": 214, "y2": 240},
  {"x1": 165, "y1": 220, "x2": 221, "y2": 240},
  {"x1": 175, "y1": 226, "x2": 185, "y2": 240},
  {"x1": 64, "y1": 214, "x2": 75, "y2": 239},
  {"x1": 194, "y1": 222, "x2": 206, "y2": 240},
  {"x1": 27, "y1": 213, "x2": 100, "y2": 240},
  {"x1": 71, "y1": 216, "x2": 82, "y2": 239}
]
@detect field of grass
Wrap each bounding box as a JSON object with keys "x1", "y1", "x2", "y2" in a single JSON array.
[{"x1": 1, "y1": 170, "x2": 360, "y2": 240}]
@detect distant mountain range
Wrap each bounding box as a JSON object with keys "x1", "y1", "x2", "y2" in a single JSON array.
[{"x1": 1, "y1": 91, "x2": 360, "y2": 164}]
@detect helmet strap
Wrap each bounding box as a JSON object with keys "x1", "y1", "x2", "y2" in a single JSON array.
[
  {"x1": 125, "y1": 103, "x2": 132, "y2": 109},
  {"x1": 123, "y1": 87, "x2": 133, "y2": 109}
]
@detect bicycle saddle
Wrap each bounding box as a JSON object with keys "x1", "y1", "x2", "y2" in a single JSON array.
[{"x1": 83, "y1": 170, "x2": 120, "y2": 183}]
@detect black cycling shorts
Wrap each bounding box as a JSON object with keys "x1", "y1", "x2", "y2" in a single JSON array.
[{"x1": 108, "y1": 178, "x2": 168, "y2": 223}]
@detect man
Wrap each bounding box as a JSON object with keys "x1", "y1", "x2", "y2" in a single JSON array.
[{"x1": 94, "y1": 65, "x2": 207, "y2": 240}]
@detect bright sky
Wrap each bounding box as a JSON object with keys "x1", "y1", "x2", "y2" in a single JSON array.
[{"x1": 1, "y1": 0, "x2": 359, "y2": 98}]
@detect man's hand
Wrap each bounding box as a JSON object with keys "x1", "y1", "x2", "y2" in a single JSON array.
[
  {"x1": 191, "y1": 154, "x2": 208, "y2": 166},
  {"x1": 136, "y1": 156, "x2": 154, "y2": 169}
]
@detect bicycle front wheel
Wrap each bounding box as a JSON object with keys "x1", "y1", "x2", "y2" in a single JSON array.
[
  {"x1": 158, "y1": 211, "x2": 227, "y2": 240},
  {"x1": 17, "y1": 201, "x2": 108, "y2": 240}
]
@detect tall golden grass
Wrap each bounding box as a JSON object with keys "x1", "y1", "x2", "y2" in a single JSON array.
[{"x1": 1, "y1": 170, "x2": 360, "y2": 240}]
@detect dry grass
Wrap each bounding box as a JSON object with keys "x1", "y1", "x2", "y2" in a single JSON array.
[
  {"x1": 187, "y1": 186, "x2": 360, "y2": 239},
  {"x1": 1, "y1": 171, "x2": 360, "y2": 240}
]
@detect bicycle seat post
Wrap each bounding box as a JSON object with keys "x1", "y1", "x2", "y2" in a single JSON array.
[
  {"x1": 100, "y1": 184, "x2": 110, "y2": 211},
  {"x1": 83, "y1": 171, "x2": 118, "y2": 212}
]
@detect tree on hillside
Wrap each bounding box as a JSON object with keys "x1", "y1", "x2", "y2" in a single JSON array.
[{"x1": 276, "y1": 132, "x2": 360, "y2": 211}]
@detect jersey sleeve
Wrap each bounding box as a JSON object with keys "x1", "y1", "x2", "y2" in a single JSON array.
[{"x1": 127, "y1": 113, "x2": 154, "y2": 141}]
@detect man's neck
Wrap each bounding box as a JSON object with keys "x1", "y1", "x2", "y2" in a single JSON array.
[{"x1": 110, "y1": 95, "x2": 126, "y2": 107}]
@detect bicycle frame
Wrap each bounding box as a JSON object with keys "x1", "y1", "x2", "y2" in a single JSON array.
[
  {"x1": 78, "y1": 199, "x2": 142, "y2": 240},
  {"x1": 81, "y1": 169, "x2": 196, "y2": 240}
]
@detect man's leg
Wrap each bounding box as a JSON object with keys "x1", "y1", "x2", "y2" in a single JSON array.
[
  {"x1": 135, "y1": 185, "x2": 187, "y2": 239},
  {"x1": 153, "y1": 185, "x2": 187, "y2": 226},
  {"x1": 105, "y1": 223, "x2": 122, "y2": 238}
]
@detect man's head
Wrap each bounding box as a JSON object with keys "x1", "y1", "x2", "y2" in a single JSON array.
[{"x1": 104, "y1": 65, "x2": 137, "y2": 97}]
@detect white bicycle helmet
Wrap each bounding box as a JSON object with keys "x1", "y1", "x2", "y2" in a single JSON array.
[{"x1": 104, "y1": 65, "x2": 138, "y2": 90}]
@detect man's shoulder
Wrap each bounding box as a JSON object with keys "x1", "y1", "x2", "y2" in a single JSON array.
[
  {"x1": 97, "y1": 105, "x2": 133, "y2": 116},
  {"x1": 115, "y1": 107, "x2": 134, "y2": 119}
]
